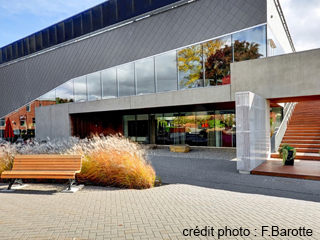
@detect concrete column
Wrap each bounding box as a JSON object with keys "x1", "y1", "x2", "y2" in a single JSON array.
[
  {"x1": 236, "y1": 92, "x2": 270, "y2": 174},
  {"x1": 150, "y1": 115, "x2": 156, "y2": 144},
  {"x1": 35, "y1": 104, "x2": 71, "y2": 140}
]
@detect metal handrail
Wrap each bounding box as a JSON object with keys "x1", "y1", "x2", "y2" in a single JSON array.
[{"x1": 274, "y1": 102, "x2": 297, "y2": 152}]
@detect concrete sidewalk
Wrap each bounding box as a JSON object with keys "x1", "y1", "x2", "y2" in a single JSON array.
[
  {"x1": 0, "y1": 183, "x2": 319, "y2": 239},
  {"x1": 1, "y1": 148, "x2": 320, "y2": 239}
]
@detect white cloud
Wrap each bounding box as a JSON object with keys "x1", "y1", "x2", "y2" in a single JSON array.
[{"x1": 281, "y1": 0, "x2": 320, "y2": 51}]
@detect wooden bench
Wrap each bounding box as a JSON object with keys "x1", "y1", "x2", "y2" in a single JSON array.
[{"x1": 1, "y1": 155, "x2": 83, "y2": 190}]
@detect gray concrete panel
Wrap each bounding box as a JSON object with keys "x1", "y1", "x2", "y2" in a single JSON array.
[
  {"x1": 0, "y1": 0, "x2": 266, "y2": 117},
  {"x1": 35, "y1": 106, "x2": 52, "y2": 140},
  {"x1": 68, "y1": 85, "x2": 232, "y2": 114},
  {"x1": 231, "y1": 48, "x2": 320, "y2": 100},
  {"x1": 35, "y1": 104, "x2": 70, "y2": 140}
]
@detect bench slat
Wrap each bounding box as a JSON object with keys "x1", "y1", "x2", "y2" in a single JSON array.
[{"x1": 14, "y1": 155, "x2": 83, "y2": 159}]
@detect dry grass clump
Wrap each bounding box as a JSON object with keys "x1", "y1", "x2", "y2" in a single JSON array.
[
  {"x1": 0, "y1": 143, "x2": 16, "y2": 175},
  {"x1": 0, "y1": 135, "x2": 156, "y2": 189},
  {"x1": 69, "y1": 135, "x2": 156, "y2": 189}
]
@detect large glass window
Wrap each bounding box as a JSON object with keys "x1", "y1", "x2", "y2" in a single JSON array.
[
  {"x1": 232, "y1": 25, "x2": 267, "y2": 60},
  {"x1": 102, "y1": 68, "x2": 117, "y2": 99},
  {"x1": 177, "y1": 44, "x2": 203, "y2": 89},
  {"x1": 56, "y1": 80, "x2": 74, "y2": 104},
  {"x1": 136, "y1": 58, "x2": 155, "y2": 95},
  {"x1": 74, "y1": 76, "x2": 87, "y2": 102},
  {"x1": 155, "y1": 51, "x2": 177, "y2": 92},
  {"x1": 203, "y1": 36, "x2": 232, "y2": 86},
  {"x1": 87, "y1": 72, "x2": 101, "y2": 101},
  {"x1": 118, "y1": 63, "x2": 135, "y2": 97}
]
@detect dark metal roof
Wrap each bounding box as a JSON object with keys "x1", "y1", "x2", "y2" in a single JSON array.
[{"x1": 0, "y1": 0, "x2": 183, "y2": 65}]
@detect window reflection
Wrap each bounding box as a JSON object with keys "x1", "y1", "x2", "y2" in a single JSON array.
[
  {"x1": 74, "y1": 76, "x2": 87, "y2": 102},
  {"x1": 152, "y1": 110, "x2": 236, "y2": 146},
  {"x1": 123, "y1": 115, "x2": 136, "y2": 141},
  {"x1": 177, "y1": 44, "x2": 203, "y2": 89},
  {"x1": 267, "y1": 27, "x2": 285, "y2": 56},
  {"x1": 202, "y1": 36, "x2": 232, "y2": 86},
  {"x1": 136, "y1": 58, "x2": 155, "y2": 95},
  {"x1": 87, "y1": 72, "x2": 101, "y2": 101},
  {"x1": 155, "y1": 51, "x2": 177, "y2": 92},
  {"x1": 195, "y1": 111, "x2": 215, "y2": 146},
  {"x1": 214, "y1": 110, "x2": 236, "y2": 147},
  {"x1": 232, "y1": 25, "x2": 267, "y2": 59},
  {"x1": 39, "y1": 89, "x2": 56, "y2": 106},
  {"x1": 118, "y1": 63, "x2": 135, "y2": 97},
  {"x1": 55, "y1": 80, "x2": 74, "y2": 104},
  {"x1": 102, "y1": 68, "x2": 117, "y2": 99}
]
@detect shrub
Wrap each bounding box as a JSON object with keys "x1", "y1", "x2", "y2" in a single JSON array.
[
  {"x1": 0, "y1": 135, "x2": 156, "y2": 189},
  {"x1": 0, "y1": 143, "x2": 16, "y2": 175}
]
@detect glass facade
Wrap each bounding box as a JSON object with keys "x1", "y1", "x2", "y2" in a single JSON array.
[
  {"x1": 178, "y1": 44, "x2": 203, "y2": 89},
  {"x1": 203, "y1": 36, "x2": 232, "y2": 86},
  {"x1": 102, "y1": 68, "x2": 117, "y2": 99},
  {"x1": 136, "y1": 58, "x2": 155, "y2": 95},
  {"x1": 267, "y1": 27, "x2": 285, "y2": 56},
  {"x1": 55, "y1": 80, "x2": 74, "y2": 104},
  {"x1": 155, "y1": 51, "x2": 177, "y2": 92},
  {"x1": 4, "y1": 24, "x2": 269, "y2": 144},
  {"x1": 118, "y1": 63, "x2": 135, "y2": 97},
  {"x1": 36, "y1": 24, "x2": 267, "y2": 107},
  {"x1": 87, "y1": 72, "x2": 102, "y2": 101},
  {"x1": 74, "y1": 76, "x2": 87, "y2": 102},
  {"x1": 233, "y1": 25, "x2": 267, "y2": 60},
  {"x1": 123, "y1": 109, "x2": 236, "y2": 147}
]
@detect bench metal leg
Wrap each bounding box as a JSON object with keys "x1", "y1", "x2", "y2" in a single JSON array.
[
  {"x1": 68, "y1": 179, "x2": 75, "y2": 190},
  {"x1": 16, "y1": 179, "x2": 23, "y2": 186},
  {"x1": 7, "y1": 179, "x2": 15, "y2": 190},
  {"x1": 75, "y1": 175, "x2": 80, "y2": 186}
]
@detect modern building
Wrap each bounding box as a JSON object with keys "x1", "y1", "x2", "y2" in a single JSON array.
[{"x1": 3, "y1": 0, "x2": 319, "y2": 173}]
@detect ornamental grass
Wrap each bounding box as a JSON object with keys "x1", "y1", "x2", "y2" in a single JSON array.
[{"x1": 0, "y1": 134, "x2": 156, "y2": 189}]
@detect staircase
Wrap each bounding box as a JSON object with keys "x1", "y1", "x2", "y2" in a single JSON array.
[{"x1": 271, "y1": 101, "x2": 320, "y2": 161}]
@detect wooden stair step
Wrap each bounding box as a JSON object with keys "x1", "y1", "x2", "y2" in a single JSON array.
[
  {"x1": 282, "y1": 140, "x2": 320, "y2": 144},
  {"x1": 283, "y1": 136, "x2": 320, "y2": 140},
  {"x1": 296, "y1": 148, "x2": 320, "y2": 153},
  {"x1": 285, "y1": 133, "x2": 320, "y2": 137},
  {"x1": 281, "y1": 143, "x2": 320, "y2": 148},
  {"x1": 271, "y1": 152, "x2": 320, "y2": 161}
]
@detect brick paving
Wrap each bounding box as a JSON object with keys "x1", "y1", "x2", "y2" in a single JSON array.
[{"x1": 0, "y1": 182, "x2": 320, "y2": 240}]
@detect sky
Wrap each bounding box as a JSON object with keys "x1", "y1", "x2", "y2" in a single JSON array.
[{"x1": 0, "y1": 0, "x2": 319, "y2": 52}]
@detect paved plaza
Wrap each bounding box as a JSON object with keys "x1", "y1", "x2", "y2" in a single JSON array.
[{"x1": 0, "y1": 148, "x2": 320, "y2": 239}]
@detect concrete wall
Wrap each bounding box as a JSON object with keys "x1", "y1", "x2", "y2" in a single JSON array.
[
  {"x1": 231, "y1": 48, "x2": 320, "y2": 100},
  {"x1": 236, "y1": 92, "x2": 270, "y2": 173},
  {"x1": 36, "y1": 85, "x2": 232, "y2": 139},
  {"x1": 35, "y1": 104, "x2": 70, "y2": 140},
  {"x1": 267, "y1": 0, "x2": 292, "y2": 53}
]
